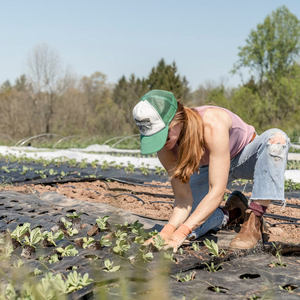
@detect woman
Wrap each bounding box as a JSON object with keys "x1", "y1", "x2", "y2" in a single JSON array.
[{"x1": 132, "y1": 89, "x2": 290, "y2": 252}]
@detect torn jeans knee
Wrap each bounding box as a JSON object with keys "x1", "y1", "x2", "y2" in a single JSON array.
[{"x1": 267, "y1": 132, "x2": 288, "y2": 161}]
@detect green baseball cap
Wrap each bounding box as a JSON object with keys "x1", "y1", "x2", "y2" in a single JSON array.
[{"x1": 132, "y1": 90, "x2": 178, "y2": 154}]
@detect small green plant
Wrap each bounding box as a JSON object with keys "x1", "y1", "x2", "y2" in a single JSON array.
[
  {"x1": 56, "y1": 245, "x2": 78, "y2": 257},
  {"x1": 10, "y1": 222, "x2": 31, "y2": 243},
  {"x1": 99, "y1": 236, "x2": 112, "y2": 247},
  {"x1": 79, "y1": 158, "x2": 88, "y2": 169},
  {"x1": 115, "y1": 162, "x2": 124, "y2": 169},
  {"x1": 91, "y1": 159, "x2": 99, "y2": 169},
  {"x1": 212, "y1": 286, "x2": 221, "y2": 293},
  {"x1": 48, "y1": 253, "x2": 59, "y2": 264},
  {"x1": 34, "y1": 169, "x2": 47, "y2": 179},
  {"x1": 102, "y1": 259, "x2": 121, "y2": 272},
  {"x1": 192, "y1": 242, "x2": 200, "y2": 251},
  {"x1": 138, "y1": 249, "x2": 153, "y2": 263},
  {"x1": 66, "y1": 211, "x2": 84, "y2": 219},
  {"x1": 82, "y1": 237, "x2": 95, "y2": 249},
  {"x1": 96, "y1": 215, "x2": 109, "y2": 231},
  {"x1": 271, "y1": 242, "x2": 287, "y2": 267},
  {"x1": 49, "y1": 168, "x2": 58, "y2": 176},
  {"x1": 42, "y1": 230, "x2": 64, "y2": 246},
  {"x1": 125, "y1": 161, "x2": 135, "y2": 173},
  {"x1": 33, "y1": 268, "x2": 43, "y2": 276},
  {"x1": 155, "y1": 166, "x2": 166, "y2": 175},
  {"x1": 164, "y1": 252, "x2": 176, "y2": 262},
  {"x1": 205, "y1": 262, "x2": 223, "y2": 273},
  {"x1": 148, "y1": 229, "x2": 159, "y2": 238},
  {"x1": 20, "y1": 166, "x2": 29, "y2": 175},
  {"x1": 153, "y1": 234, "x2": 167, "y2": 251},
  {"x1": 24, "y1": 228, "x2": 43, "y2": 248},
  {"x1": 113, "y1": 239, "x2": 130, "y2": 255},
  {"x1": 101, "y1": 160, "x2": 109, "y2": 170},
  {"x1": 284, "y1": 179, "x2": 300, "y2": 192},
  {"x1": 13, "y1": 259, "x2": 24, "y2": 268},
  {"x1": 175, "y1": 271, "x2": 196, "y2": 282},
  {"x1": 60, "y1": 217, "x2": 78, "y2": 236},
  {"x1": 203, "y1": 239, "x2": 225, "y2": 257},
  {"x1": 140, "y1": 162, "x2": 150, "y2": 175},
  {"x1": 114, "y1": 230, "x2": 127, "y2": 240}
]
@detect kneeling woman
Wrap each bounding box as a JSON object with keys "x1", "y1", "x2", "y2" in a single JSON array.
[{"x1": 132, "y1": 90, "x2": 290, "y2": 252}]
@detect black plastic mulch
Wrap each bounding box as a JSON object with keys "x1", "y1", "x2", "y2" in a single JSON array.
[{"x1": 0, "y1": 190, "x2": 300, "y2": 299}]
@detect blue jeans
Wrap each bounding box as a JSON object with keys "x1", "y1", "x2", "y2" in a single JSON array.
[{"x1": 188, "y1": 128, "x2": 290, "y2": 239}]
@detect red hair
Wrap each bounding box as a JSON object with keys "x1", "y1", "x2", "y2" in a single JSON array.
[{"x1": 169, "y1": 100, "x2": 205, "y2": 183}]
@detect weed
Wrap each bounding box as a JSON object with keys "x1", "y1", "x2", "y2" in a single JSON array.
[
  {"x1": 175, "y1": 271, "x2": 196, "y2": 282},
  {"x1": 203, "y1": 239, "x2": 226, "y2": 257},
  {"x1": 205, "y1": 262, "x2": 223, "y2": 272}
]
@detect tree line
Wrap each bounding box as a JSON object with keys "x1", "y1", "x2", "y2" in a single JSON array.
[{"x1": 0, "y1": 6, "x2": 300, "y2": 142}]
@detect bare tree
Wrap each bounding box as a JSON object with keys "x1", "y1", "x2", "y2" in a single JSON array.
[{"x1": 27, "y1": 44, "x2": 71, "y2": 133}]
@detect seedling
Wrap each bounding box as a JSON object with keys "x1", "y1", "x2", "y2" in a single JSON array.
[
  {"x1": 114, "y1": 230, "x2": 127, "y2": 240},
  {"x1": 153, "y1": 234, "x2": 167, "y2": 251},
  {"x1": 42, "y1": 230, "x2": 64, "y2": 247},
  {"x1": 115, "y1": 162, "x2": 124, "y2": 169},
  {"x1": 101, "y1": 160, "x2": 109, "y2": 170},
  {"x1": 175, "y1": 271, "x2": 196, "y2": 282},
  {"x1": 20, "y1": 166, "x2": 29, "y2": 175},
  {"x1": 113, "y1": 239, "x2": 130, "y2": 255},
  {"x1": 34, "y1": 170, "x2": 47, "y2": 179},
  {"x1": 82, "y1": 237, "x2": 95, "y2": 249},
  {"x1": 148, "y1": 229, "x2": 159, "y2": 238},
  {"x1": 140, "y1": 162, "x2": 150, "y2": 175},
  {"x1": 102, "y1": 259, "x2": 120, "y2": 272},
  {"x1": 125, "y1": 161, "x2": 135, "y2": 173},
  {"x1": 164, "y1": 252, "x2": 176, "y2": 262},
  {"x1": 155, "y1": 166, "x2": 166, "y2": 175},
  {"x1": 24, "y1": 228, "x2": 43, "y2": 248},
  {"x1": 138, "y1": 249, "x2": 153, "y2": 263},
  {"x1": 91, "y1": 159, "x2": 99, "y2": 169},
  {"x1": 60, "y1": 217, "x2": 79, "y2": 236},
  {"x1": 79, "y1": 159, "x2": 88, "y2": 169},
  {"x1": 96, "y1": 215, "x2": 109, "y2": 231},
  {"x1": 48, "y1": 169, "x2": 58, "y2": 176},
  {"x1": 48, "y1": 254, "x2": 59, "y2": 264},
  {"x1": 33, "y1": 268, "x2": 43, "y2": 276},
  {"x1": 203, "y1": 239, "x2": 225, "y2": 257},
  {"x1": 99, "y1": 236, "x2": 112, "y2": 247},
  {"x1": 205, "y1": 262, "x2": 223, "y2": 273},
  {"x1": 192, "y1": 242, "x2": 200, "y2": 251},
  {"x1": 65, "y1": 271, "x2": 93, "y2": 293},
  {"x1": 271, "y1": 243, "x2": 287, "y2": 267},
  {"x1": 134, "y1": 236, "x2": 145, "y2": 244},
  {"x1": 66, "y1": 211, "x2": 84, "y2": 219},
  {"x1": 11, "y1": 223, "x2": 30, "y2": 244},
  {"x1": 13, "y1": 259, "x2": 24, "y2": 268},
  {"x1": 56, "y1": 245, "x2": 78, "y2": 257}
]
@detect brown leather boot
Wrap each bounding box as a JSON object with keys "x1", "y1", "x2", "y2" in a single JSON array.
[
  {"x1": 222, "y1": 191, "x2": 248, "y2": 226},
  {"x1": 229, "y1": 209, "x2": 262, "y2": 250}
]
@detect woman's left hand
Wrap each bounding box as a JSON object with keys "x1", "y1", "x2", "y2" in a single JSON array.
[{"x1": 163, "y1": 224, "x2": 192, "y2": 253}]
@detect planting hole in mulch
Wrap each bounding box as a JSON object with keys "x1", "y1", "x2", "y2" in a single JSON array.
[
  {"x1": 207, "y1": 286, "x2": 228, "y2": 293},
  {"x1": 239, "y1": 273, "x2": 261, "y2": 279},
  {"x1": 85, "y1": 254, "x2": 101, "y2": 260},
  {"x1": 280, "y1": 284, "x2": 298, "y2": 292},
  {"x1": 66, "y1": 266, "x2": 81, "y2": 271}
]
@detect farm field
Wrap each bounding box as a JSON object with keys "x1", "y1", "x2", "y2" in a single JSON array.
[{"x1": 0, "y1": 146, "x2": 300, "y2": 299}]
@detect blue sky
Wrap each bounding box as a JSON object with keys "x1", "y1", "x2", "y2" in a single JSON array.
[{"x1": 1, "y1": 0, "x2": 300, "y2": 91}]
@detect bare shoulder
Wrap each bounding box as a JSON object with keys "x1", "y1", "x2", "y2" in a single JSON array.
[{"x1": 202, "y1": 107, "x2": 232, "y2": 131}]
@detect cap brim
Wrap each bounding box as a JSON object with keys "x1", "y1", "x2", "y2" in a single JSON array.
[{"x1": 140, "y1": 126, "x2": 168, "y2": 155}]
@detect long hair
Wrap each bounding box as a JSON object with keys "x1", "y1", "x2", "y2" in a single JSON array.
[{"x1": 169, "y1": 100, "x2": 205, "y2": 183}]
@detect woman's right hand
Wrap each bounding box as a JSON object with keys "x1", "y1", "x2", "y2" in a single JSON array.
[{"x1": 143, "y1": 224, "x2": 176, "y2": 245}]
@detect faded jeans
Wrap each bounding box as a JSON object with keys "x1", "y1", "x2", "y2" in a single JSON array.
[{"x1": 188, "y1": 128, "x2": 291, "y2": 239}]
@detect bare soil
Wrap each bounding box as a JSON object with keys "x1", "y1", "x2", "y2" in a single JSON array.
[{"x1": 2, "y1": 180, "x2": 300, "y2": 244}]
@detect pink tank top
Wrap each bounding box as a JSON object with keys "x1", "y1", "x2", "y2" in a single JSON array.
[{"x1": 172, "y1": 106, "x2": 255, "y2": 166}]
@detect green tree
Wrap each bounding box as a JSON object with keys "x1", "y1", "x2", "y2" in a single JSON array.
[
  {"x1": 113, "y1": 74, "x2": 149, "y2": 133},
  {"x1": 147, "y1": 59, "x2": 189, "y2": 99},
  {"x1": 232, "y1": 6, "x2": 300, "y2": 84}
]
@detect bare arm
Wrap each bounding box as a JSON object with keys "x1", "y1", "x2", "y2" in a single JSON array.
[
  {"x1": 184, "y1": 109, "x2": 231, "y2": 231},
  {"x1": 157, "y1": 147, "x2": 193, "y2": 229}
]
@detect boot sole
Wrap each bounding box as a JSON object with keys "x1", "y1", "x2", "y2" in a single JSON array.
[{"x1": 229, "y1": 238, "x2": 264, "y2": 252}]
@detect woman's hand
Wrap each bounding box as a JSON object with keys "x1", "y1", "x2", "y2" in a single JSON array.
[
  {"x1": 163, "y1": 224, "x2": 192, "y2": 253},
  {"x1": 143, "y1": 224, "x2": 176, "y2": 245}
]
